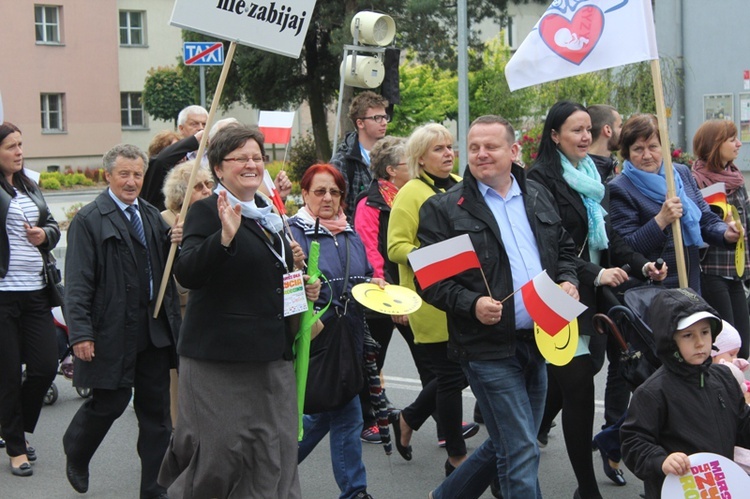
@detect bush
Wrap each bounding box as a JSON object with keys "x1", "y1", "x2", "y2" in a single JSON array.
[
  {"x1": 288, "y1": 134, "x2": 323, "y2": 182},
  {"x1": 64, "y1": 202, "x2": 85, "y2": 222},
  {"x1": 40, "y1": 177, "x2": 61, "y2": 190}
]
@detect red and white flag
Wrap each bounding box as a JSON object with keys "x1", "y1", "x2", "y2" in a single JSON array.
[
  {"x1": 505, "y1": 0, "x2": 658, "y2": 91},
  {"x1": 408, "y1": 234, "x2": 481, "y2": 289},
  {"x1": 521, "y1": 271, "x2": 587, "y2": 336},
  {"x1": 262, "y1": 170, "x2": 286, "y2": 215},
  {"x1": 700, "y1": 182, "x2": 727, "y2": 205},
  {"x1": 258, "y1": 111, "x2": 295, "y2": 145}
]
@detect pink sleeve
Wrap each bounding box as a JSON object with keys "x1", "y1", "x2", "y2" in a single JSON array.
[{"x1": 354, "y1": 197, "x2": 385, "y2": 279}]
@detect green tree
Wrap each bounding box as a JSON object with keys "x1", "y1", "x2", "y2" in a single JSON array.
[
  {"x1": 179, "y1": 1, "x2": 546, "y2": 160},
  {"x1": 390, "y1": 54, "x2": 458, "y2": 137},
  {"x1": 142, "y1": 66, "x2": 195, "y2": 128}
]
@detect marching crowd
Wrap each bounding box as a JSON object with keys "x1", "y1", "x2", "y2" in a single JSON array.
[{"x1": 2, "y1": 91, "x2": 750, "y2": 499}]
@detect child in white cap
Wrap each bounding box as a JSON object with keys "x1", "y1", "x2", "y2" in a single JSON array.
[{"x1": 713, "y1": 320, "x2": 750, "y2": 473}]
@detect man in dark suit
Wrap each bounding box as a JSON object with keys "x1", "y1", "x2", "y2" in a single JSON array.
[{"x1": 63, "y1": 144, "x2": 181, "y2": 499}]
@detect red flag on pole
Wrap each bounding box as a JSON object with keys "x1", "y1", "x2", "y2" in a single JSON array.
[
  {"x1": 700, "y1": 182, "x2": 728, "y2": 216},
  {"x1": 262, "y1": 170, "x2": 286, "y2": 215},
  {"x1": 408, "y1": 234, "x2": 481, "y2": 289},
  {"x1": 520, "y1": 271, "x2": 587, "y2": 336}
]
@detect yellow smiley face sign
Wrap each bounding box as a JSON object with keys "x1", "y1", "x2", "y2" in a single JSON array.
[
  {"x1": 534, "y1": 318, "x2": 579, "y2": 366},
  {"x1": 351, "y1": 283, "x2": 422, "y2": 315},
  {"x1": 729, "y1": 205, "x2": 745, "y2": 278}
]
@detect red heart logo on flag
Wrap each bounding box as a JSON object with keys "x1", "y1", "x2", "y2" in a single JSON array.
[{"x1": 539, "y1": 5, "x2": 604, "y2": 65}]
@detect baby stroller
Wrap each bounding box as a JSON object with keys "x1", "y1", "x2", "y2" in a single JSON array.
[
  {"x1": 592, "y1": 285, "x2": 668, "y2": 392},
  {"x1": 38, "y1": 306, "x2": 92, "y2": 405}
]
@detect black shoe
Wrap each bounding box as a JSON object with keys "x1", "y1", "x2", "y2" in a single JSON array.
[
  {"x1": 66, "y1": 458, "x2": 89, "y2": 493},
  {"x1": 360, "y1": 426, "x2": 381, "y2": 444},
  {"x1": 353, "y1": 491, "x2": 373, "y2": 499},
  {"x1": 388, "y1": 410, "x2": 412, "y2": 461},
  {"x1": 537, "y1": 430, "x2": 548, "y2": 448},
  {"x1": 0, "y1": 437, "x2": 5, "y2": 448},
  {"x1": 490, "y1": 476, "x2": 502, "y2": 498},
  {"x1": 25, "y1": 443, "x2": 36, "y2": 462},
  {"x1": 444, "y1": 459, "x2": 456, "y2": 477},
  {"x1": 10, "y1": 460, "x2": 33, "y2": 477},
  {"x1": 592, "y1": 440, "x2": 626, "y2": 486}
]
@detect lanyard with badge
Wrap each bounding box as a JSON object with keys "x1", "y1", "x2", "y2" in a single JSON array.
[{"x1": 258, "y1": 221, "x2": 308, "y2": 317}]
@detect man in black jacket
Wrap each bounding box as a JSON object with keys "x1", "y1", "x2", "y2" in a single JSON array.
[
  {"x1": 63, "y1": 144, "x2": 181, "y2": 498},
  {"x1": 421, "y1": 115, "x2": 580, "y2": 499}
]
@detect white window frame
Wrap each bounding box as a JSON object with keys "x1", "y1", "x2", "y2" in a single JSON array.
[
  {"x1": 35, "y1": 5, "x2": 62, "y2": 44},
  {"x1": 41, "y1": 93, "x2": 65, "y2": 132},
  {"x1": 121, "y1": 92, "x2": 148, "y2": 129},
  {"x1": 119, "y1": 10, "x2": 146, "y2": 47}
]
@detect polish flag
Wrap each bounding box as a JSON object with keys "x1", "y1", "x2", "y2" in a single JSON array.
[
  {"x1": 521, "y1": 271, "x2": 587, "y2": 336},
  {"x1": 700, "y1": 183, "x2": 727, "y2": 216},
  {"x1": 258, "y1": 111, "x2": 295, "y2": 145},
  {"x1": 262, "y1": 170, "x2": 286, "y2": 215},
  {"x1": 408, "y1": 234, "x2": 481, "y2": 289}
]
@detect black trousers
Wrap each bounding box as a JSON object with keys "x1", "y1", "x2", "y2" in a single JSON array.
[
  {"x1": 0, "y1": 289, "x2": 57, "y2": 457},
  {"x1": 63, "y1": 343, "x2": 172, "y2": 499}
]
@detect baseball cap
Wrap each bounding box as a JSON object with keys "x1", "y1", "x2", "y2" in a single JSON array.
[{"x1": 676, "y1": 311, "x2": 721, "y2": 334}]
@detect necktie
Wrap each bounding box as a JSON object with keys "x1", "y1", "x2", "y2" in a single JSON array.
[{"x1": 125, "y1": 204, "x2": 153, "y2": 299}]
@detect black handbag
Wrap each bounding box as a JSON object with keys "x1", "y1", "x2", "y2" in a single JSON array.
[
  {"x1": 41, "y1": 250, "x2": 64, "y2": 307},
  {"x1": 303, "y1": 235, "x2": 364, "y2": 414}
]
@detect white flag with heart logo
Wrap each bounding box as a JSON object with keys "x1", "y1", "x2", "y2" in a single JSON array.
[{"x1": 505, "y1": 0, "x2": 658, "y2": 91}]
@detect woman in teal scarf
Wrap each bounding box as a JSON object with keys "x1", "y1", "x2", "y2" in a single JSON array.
[{"x1": 528, "y1": 101, "x2": 666, "y2": 499}]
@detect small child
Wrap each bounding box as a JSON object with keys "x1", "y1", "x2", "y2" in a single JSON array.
[
  {"x1": 621, "y1": 288, "x2": 750, "y2": 499},
  {"x1": 712, "y1": 320, "x2": 750, "y2": 473}
]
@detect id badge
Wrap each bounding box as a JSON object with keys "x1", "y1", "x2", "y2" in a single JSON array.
[{"x1": 283, "y1": 270, "x2": 309, "y2": 317}]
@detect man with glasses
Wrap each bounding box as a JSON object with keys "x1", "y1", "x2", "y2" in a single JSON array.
[{"x1": 331, "y1": 91, "x2": 390, "y2": 219}]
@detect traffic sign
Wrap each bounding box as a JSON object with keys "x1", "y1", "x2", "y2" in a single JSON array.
[{"x1": 183, "y1": 42, "x2": 224, "y2": 66}]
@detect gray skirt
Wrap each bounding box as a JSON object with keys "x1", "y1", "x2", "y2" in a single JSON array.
[{"x1": 159, "y1": 357, "x2": 301, "y2": 499}]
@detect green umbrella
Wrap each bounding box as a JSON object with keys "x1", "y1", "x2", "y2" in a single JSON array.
[{"x1": 293, "y1": 219, "x2": 329, "y2": 440}]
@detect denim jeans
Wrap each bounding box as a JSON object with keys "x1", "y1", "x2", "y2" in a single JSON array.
[
  {"x1": 298, "y1": 396, "x2": 367, "y2": 499},
  {"x1": 433, "y1": 340, "x2": 547, "y2": 499}
]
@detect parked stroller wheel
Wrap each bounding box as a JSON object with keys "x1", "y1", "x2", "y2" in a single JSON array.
[
  {"x1": 44, "y1": 383, "x2": 58, "y2": 405},
  {"x1": 76, "y1": 387, "x2": 92, "y2": 399}
]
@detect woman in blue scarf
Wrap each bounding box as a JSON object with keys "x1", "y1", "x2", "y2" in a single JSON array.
[
  {"x1": 609, "y1": 113, "x2": 739, "y2": 293},
  {"x1": 528, "y1": 101, "x2": 666, "y2": 499}
]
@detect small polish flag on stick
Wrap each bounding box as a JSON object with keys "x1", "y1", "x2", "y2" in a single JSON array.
[
  {"x1": 520, "y1": 271, "x2": 587, "y2": 336},
  {"x1": 700, "y1": 182, "x2": 728, "y2": 216},
  {"x1": 262, "y1": 170, "x2": 286, "y2": 215},
  {"x1": 258, "y1": 111, "x2": 295, "y2": 145},
  {"x1": 408, "y1": 234, "x2": 487, "y2": 292}
]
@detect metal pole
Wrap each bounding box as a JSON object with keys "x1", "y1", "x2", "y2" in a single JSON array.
[
  {"x1": 332, "y1": 47, "x2": 349, "y2": 153},
  {"x1": 200, "y1": 66, "x2": 206, "y2": 109},
  {"x1": 457, "y1": 0, "x2": 469, "y2": 175}
]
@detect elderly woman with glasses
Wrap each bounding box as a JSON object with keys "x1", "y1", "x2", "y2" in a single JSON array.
[
  {"x1": 160, "y1": 124, "x2": 320, "y2": 499},
  {"x1": 289, "y1": 163, "x2": 386, "y2": 499}
]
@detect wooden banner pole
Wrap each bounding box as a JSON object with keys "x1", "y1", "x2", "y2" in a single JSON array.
[
  {"x1": 153, "y1": 41, "x2": 237, "y2": 318},
  {"x1": 651, "y1": 59, "x2": 689, "y2": 289}
]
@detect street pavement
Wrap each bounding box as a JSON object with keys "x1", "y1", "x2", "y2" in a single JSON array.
[
  {"x1": 0, "y1": 189, "x2": 644, "y2": 498},
  {"x1": 0, "y1": 333, "x2": 643, "y2": 499}
]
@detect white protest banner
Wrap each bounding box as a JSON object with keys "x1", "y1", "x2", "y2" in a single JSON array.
[
  {"x1": 505, "y1": 0, "x2": 658, "y2": 91},
  {"x1": 170, "y1": 0, "x2": 317, "y2": 58}
]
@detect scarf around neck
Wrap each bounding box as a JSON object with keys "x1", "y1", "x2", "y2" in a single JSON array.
[
  {"x1": 378, "y1": 179, "x2": 399, "y2": 208},
  {"x1": 692, "y1": 159, "x2": 745, "y2": 195},
  {"x1": 298, "y1": 206, "x2": 349, "y2": 235},
  {"x1": 621, "y1": 160, "x2": 704, "y2": 247},
  {"x1": 559, "y1": 151, "x2": 609, "y2": 251},
  {"x1": 214, "y1": 183, "x2": 283, "y2": 233}
]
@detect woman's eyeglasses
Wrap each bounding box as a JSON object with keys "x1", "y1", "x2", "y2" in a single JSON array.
[
  {"x1": 193, "y1": 180, "x2": 215, "y2": 191},
  {"x1": 311, "y1": 188, "x2": 342, "y2": 198},
  {"x1": 359, "y1": 114, "x2": 390, "y2": 124},
  {"x1": 222, "y1": 156, "x2": 268, "y2": 165}
]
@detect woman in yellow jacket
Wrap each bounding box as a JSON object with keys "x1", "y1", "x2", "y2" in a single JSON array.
[{"x1": 387, "y1": 123, "x2": 477, "y2": 475}]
